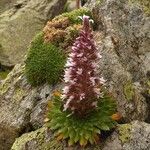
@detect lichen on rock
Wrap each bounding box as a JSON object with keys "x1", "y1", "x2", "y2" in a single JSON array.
[
  {"x1": 0, "y1": 64, "x2": 59, "y2": 149},
  {"x1": 103, "y1": 121, "x2": 150, "y2": 150},
  {"x1": 129, "y1": 0, "x2": 150, "y2": 15},
  {"x1": 11, "y1": 127, "x2": 64, "y2": 150},
  {"x1": 119, "y1": 124, "x2": 131, "y2": 143},
  {"x1": 123, "y1": 81, "x2": 135, "y2": 101}
]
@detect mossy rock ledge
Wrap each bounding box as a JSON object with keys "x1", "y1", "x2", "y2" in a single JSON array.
[{"x1": 11, "y1": 121, "x2": 150, "y2": 150}]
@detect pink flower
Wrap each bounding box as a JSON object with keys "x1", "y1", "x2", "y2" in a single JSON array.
[
  {"x1": 77, "y1": 68, "x2": 83, "y2": 75},
  {"x1": 99, "y1": 77, "x2": 106, "y2": 84},
  {"x1": 62, "y1": 15, "x2": 105, "y2": 117}
]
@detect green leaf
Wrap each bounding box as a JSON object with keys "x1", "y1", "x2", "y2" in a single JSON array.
[
  {"x1": 74, "y1": 132, "x2": 80, "y2": 143},
  {"x1": 68, "y1": 138, "x2": 75, "y2": 146},
  {"x1": 100, "y1": 123, "x2": 110, "y2": 131},
  {"x1": 85, "y1": 131, "x2": 92, "y2": 140}
]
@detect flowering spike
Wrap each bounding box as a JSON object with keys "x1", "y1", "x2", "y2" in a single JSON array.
[
  {"x1": 62, "y1": 15, "x2": 104, "y2": 117},
  {"x1": 83, "y1": 15, "x2": 90, "y2": 32}
]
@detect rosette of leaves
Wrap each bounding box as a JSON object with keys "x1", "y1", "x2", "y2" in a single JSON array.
[{"x1": 47, "y1": 92, "x2": 117, "y2": 146}]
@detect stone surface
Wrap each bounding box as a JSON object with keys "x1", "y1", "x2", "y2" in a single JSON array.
[
  {"x1": 0, "y1": 64, "x2": 57, "y2": 150},
  {"x1": 0, "y1": 0, "x2": 67, "y2": 67},
  {"x1": 11, "y1": 127, "x2": 65, "y2": 150},
  {"x1": 103, "y1": 121, "x2": 150, "y2": 150},
  {"x1": 0, "y1": 0, "x2": 17, "y2": 14},
  {"x1": 66, "y1": 0, "x2": 77, "y2": 11},
  {"x1": 11, "y1": 121, "x2": 150, "y2": 150},
  {"x1": 90, "y1": 0, "x2": 150, "y2": 122}
]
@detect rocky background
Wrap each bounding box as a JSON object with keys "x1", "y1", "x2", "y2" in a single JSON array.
[{"x1": 0, "y1": 0, "x2": 150, "y2": 150}]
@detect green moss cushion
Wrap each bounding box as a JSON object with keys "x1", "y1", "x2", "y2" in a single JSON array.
[{"x1": 25, "y1": 32, "x2": 66, "y2": 86}]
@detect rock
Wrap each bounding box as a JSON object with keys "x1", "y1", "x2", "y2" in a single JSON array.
[
  {"x1": 0, "y1": 64, "x2": 58, "y2": 150},
  {"x1": 65, "y1": 0, "x2": 77, "y2": 11},
  {"x1": 11, "y1": 126, "x2": 101, "y2": 150},
  {"x1": 11, "y1": 127, "x2": 65, "y2": 150},
  {"x1": 88, "y1": 0, "x2": 150, "y2": 122},
  {"x1": 11, "y1": 121, "x2": 150, "y2": 150},
  {"x1": 0, "y1": 0, "x2": 67, "y2": 67},
  {"x1": 103, "y1": 121, "x2": 150, "y2": 150},
  {"x1": 0, "y1": 0, "x2": 17, "y2": 14}
]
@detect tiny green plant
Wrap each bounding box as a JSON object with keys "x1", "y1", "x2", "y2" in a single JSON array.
[
  {"x1": 47, "y1": 16, "x2": 119, "y2": 146},
  {"x1": 54, "y1": 8, "x2": 91, "y2": 24},
  {"x1": 25, "y1": 32, "x2": 66, "y2": 86}
]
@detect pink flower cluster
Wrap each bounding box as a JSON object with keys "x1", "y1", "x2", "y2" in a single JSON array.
[{"x1": 62, "y1": 15, "x2": 105, "y2": 116}]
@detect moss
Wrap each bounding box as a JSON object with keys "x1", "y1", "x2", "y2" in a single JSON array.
[
  {"x1": 25, "y1": 32, "x2": 66, "y2": 86},
  {"x1": 54, "y1": 8, "x2": 92, "y2": 24},
  {"x1": 119, "y1": 124, "x2": 131, "y2": 143},
  {"x1": 129, "y1": 0, "x2": 150, "y2": 15},
  {"x1": 43, "y1": 17, "x2": 82, "y2": 48},
  {"x1": 123, "y1": 81, "x2": 135, "y2": 101},
  {"x1": 25, "y1": 9, "x2": 92, "y2": 87}
]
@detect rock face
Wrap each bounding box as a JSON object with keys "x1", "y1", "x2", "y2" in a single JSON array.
[
  {"x1": 11, "y1": 121, "x2": 150, "y2": 150},
  {"x1": 11, "y1": 127, "x2": 65, "y2": 150},
  {"x1": 0, "y1": 0, "x2": 67, "y2": 67},
  {"x1": 0, "y1": 64, "x2": 58, "y2": 150},
  {"x1": 90, "y1": 0, "x2": 150, "y2": 122},
  {"x1": 0, "y1": 0, "x2": 17, "y2": 14},
  {"x1": 103, "y1": 121, "x2": 150, "y2": 150}
]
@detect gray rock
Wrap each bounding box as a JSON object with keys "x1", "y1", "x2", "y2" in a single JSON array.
[
  {"x1": 11, "y1": 127, "x2": 65, "y2": 150},
  {"x1": 0, "y1": 64, "x2": 57, "y2": 150},
  {"x1": 0, "y1": 0, "x2": 67, "y2": 67},
  {"x1": 0, "y1": 0, "x2": 17, "y2": 14},
  {"x1": 90, "y1": 0, "x2": 150, "y2": 122},
  {"x1": 103, "y1": 121, "x2": 150, "y2": 150},
  {"x1": 65, "y1": 0, "x2": 77, "y2": 11}
]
